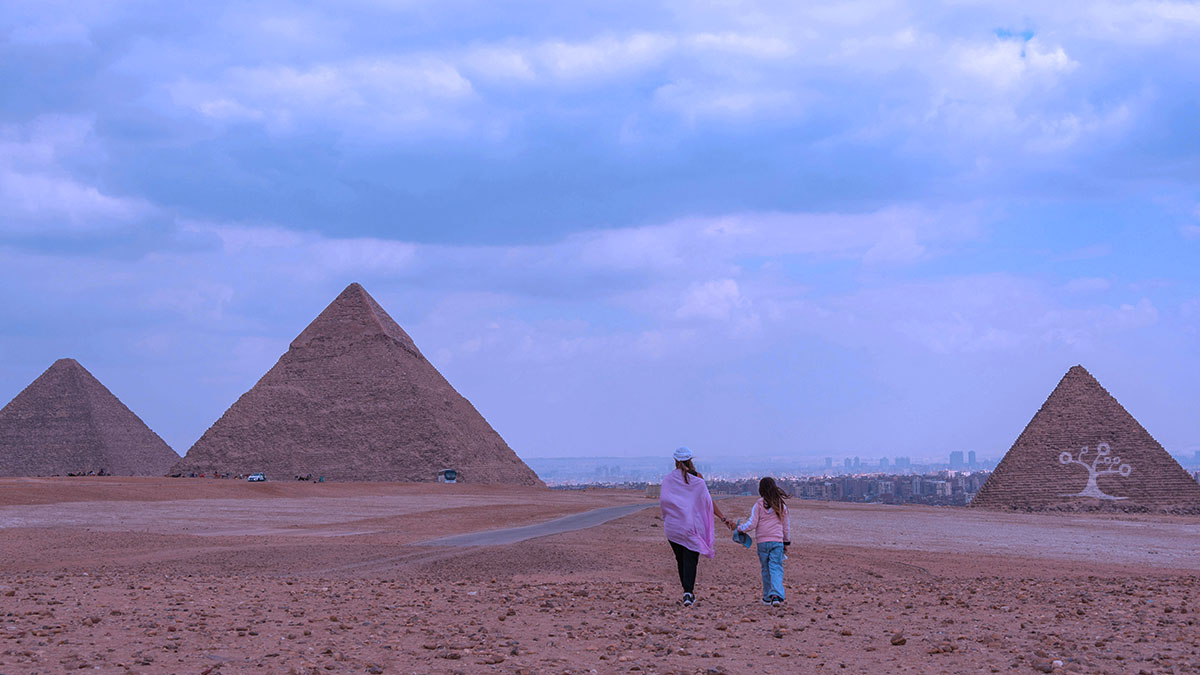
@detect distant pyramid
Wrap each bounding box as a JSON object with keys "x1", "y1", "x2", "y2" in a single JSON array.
[
  {"x1": 0, "y1": 359, "x2": 179, "y2": 476},
  {"x1": 972, "y1": 365, "x2": 1200, "y2": 512},
  {"x1": 173, "y1": 283, "x2": 543, "y2": 485}
]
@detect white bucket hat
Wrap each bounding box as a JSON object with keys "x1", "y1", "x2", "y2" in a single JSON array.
[{"x1": 673, "y1": 446, "x2": 694, "y2": 462}]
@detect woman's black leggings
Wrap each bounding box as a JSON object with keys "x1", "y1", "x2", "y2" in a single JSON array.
[{"x1": 669, "y1": 541, "x2": 700, "y2": 593}]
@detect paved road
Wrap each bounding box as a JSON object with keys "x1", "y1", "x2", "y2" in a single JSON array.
[{"x1": 420, "y1": 502, "x2": 654, "y2": 547}]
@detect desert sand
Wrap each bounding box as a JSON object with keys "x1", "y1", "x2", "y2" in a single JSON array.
[{"x1": 1, "y1": 478, "x2": 1198, "y2": 674}]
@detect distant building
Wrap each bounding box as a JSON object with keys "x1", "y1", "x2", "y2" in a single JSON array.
[
  {"x1": 852, "y1": 456, "x2": 860, "y2": 469},
  {"x1": 843, "y1": 458, "x2": 852, "y2": 469},
  {"x1": 825, "y1": 457, "x2": 833, "y2": 469},
  {"x1": 968, "y1": 450, "x2": 977, "y2": 467},
  {"x1": 949, "y1": 451, "x2": 964, "y2": 468},
  {"x1": 880, "y1": 457, "x2": 890, "y2": 468}
]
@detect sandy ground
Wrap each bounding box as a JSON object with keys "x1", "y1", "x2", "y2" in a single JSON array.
[{"x1": 1, "y1": 478, "x2": 1198, "y2": 674}]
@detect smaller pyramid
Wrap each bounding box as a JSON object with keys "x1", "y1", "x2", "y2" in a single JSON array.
[
  {"x1": 972, "y1": 365, "x2": 1200, "y2": 512},
  {"x1": 0, "y1": 359, "x2": 180, "y2": 476}
]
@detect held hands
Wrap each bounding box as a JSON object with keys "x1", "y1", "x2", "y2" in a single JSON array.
[{"x1": 719, "y1": 516, "x2": 736, "y2": 531}]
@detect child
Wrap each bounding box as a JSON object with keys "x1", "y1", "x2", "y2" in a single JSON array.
[{"x1": 736, "y1": 477, "x2": 791, "y2": 607}]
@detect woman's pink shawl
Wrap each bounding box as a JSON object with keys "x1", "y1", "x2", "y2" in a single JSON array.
[{"x1": 659, "y1": 470, "x2": 716, "y2": 558}]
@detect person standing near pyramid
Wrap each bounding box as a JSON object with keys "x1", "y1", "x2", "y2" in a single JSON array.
[{"x1": 659, "y1": 446, "x2": 733, "y2": 607}]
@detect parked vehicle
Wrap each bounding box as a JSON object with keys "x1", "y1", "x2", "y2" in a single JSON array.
[{"x1": 247, "y1": 473, "x2": 266, "y2": 482}]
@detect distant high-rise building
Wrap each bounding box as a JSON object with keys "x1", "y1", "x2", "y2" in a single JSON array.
[
  {"x1": 825, "y1": 457, "x2": 833, "y2": 469},
  {"x1": 968, "y1": 450, "x2": 977, "y2": 467},
  {"x1": 852, "y1": 456, "x2": 860, "y2": 469},
  {"x1": 843, "y1": 458, "x2": 852, "y2": 469},
  {"x1": 949, "y1": 451, "x2": 964, "y2": 468},
  {"x1": 880, "y1": 457, "x2": 890, "y2": 468}
]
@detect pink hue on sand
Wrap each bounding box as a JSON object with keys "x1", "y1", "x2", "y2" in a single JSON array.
[{"x1": 1, "y1": 477, "x2": 1199, "y2": 673}]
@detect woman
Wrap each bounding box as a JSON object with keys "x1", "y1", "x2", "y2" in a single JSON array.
[{"x1": 659, "y1": 446, "x2": 733, "y2": 606}]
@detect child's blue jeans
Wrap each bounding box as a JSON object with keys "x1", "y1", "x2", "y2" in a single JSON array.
[{"x1": 757, "y1": 542, "x2": 786, "y2": 602}]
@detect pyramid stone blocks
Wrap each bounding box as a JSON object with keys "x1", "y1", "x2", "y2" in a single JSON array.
[
  {"x1": 972, "y1": 365, "x2": 1200, "y2": 512},
  {"x1": 0, "y1": 359, "x2": 180, "y2": 476},
  {"x1": 172, "y1": 283, "x2": 543, "y2": 485}
]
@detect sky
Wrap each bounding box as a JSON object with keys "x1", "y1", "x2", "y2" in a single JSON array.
[{"x1": 1, "y1": 1, "x2": 1198, "y2": 464}]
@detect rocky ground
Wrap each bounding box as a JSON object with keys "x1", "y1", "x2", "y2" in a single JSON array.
[{"x1": 1, "y1": 478, "x2": 1198, "y2": 673}]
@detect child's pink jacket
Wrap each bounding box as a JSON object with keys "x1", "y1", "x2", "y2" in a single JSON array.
[{"x1": 737, "y1": 498, "x2": 790, "y2": 543}]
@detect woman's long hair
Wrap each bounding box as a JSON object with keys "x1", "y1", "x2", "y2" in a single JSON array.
[
  {"x1": 676, "y1": 459, "x2": 702, "y2": 484},
  {"x1": 759, "y1": 476, "x2": 788, "y2": 519}
]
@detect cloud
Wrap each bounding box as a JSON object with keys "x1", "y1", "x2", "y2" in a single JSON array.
[
  {"x1": 687, "y1": 32, "x2": 794, "y2": 58},
  {"x1": 169, "y1": 57, "x2": 476, "y2": 135},
  {"x1": 7, "y1": 18, "x2": 90, "y2": 46},
  {"x1": 1085, "y1": 1, "x2": 1200, "y2": 44},
  {"x1": 141, "y1": 283, "x2": 235, "y2": 321},
  {"x1": 537, "y1": 33, "x2": 676, "y2": 80},
  {"x1": 1057, "y1": 244, "x2": 1113, "y2": 261},
  {"x1": 862, "y1": 227, "x2": 925, "y2": 265},
  {"x1": 0, "y1": 117, "x2": 151, "y2": 232},
  {"x1": 1064, "y1": 277, "x2": 1112, "y2": 293},
  {"x1": 954, "y1": 37, "x2": 1078, "y2": 91},
  {"x1": 675, "y1": 279, "x2": 746, "y2": 320},
  {"x1": 652, "y1": 79, "x2": 804, "y2": 121},
  {"x1": 1182, "y1": 224, "x2": 1200, "y2": 239},
  {"x1": 816, "y1": 275, "x2": 1160, "y2": 355}
]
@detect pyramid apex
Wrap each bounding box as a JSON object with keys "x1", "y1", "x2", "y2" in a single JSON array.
[
  {"x1": 337, "y1": 282, "x2": 367, "y2": 297},
  {"x1": 47, "y1": 358, "x2": 89, "y2": 377},
  {"x1": 1062, "y1": 364, "x2": 1098, "y2": 382},
  {"x1": 292, "y1": 283, "x2": 420, "y2": 355}
]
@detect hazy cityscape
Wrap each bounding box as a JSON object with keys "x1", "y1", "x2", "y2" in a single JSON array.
[{"x1": 534, "y1": 451, "x2": 1200, "y2": 507}]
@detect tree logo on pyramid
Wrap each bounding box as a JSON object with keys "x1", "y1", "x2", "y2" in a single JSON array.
[{"x1": 1058, "y1": 442, "x2": 1131, "y2": 500}]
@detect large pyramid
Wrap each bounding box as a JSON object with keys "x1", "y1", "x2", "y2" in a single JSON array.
[
  {"x1": 972, "y1": 365, "x2": 1200, "y2": 512},
  {"x1": 0, "y1": 359, "x2": 180, "y2": 476},
  {"x1": 173, "y1": 283, "x2": 543, "y2": 485}
]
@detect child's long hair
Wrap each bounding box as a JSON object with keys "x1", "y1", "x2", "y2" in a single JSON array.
[
  {"x1": 676, "y1": 459, "x2": 702, "y2": 484},
  {"x1": 759, "y1": 476, "x2": 788, "y2": 519}
]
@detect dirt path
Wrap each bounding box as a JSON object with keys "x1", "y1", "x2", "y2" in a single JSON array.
[{"x1": 419, "y1": 502, "x2": 654, "y2": 547}]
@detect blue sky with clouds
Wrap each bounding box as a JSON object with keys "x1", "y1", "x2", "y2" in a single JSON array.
[{"x1": 2, "y1": 1, "x2": 1199, "y2": 463}]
